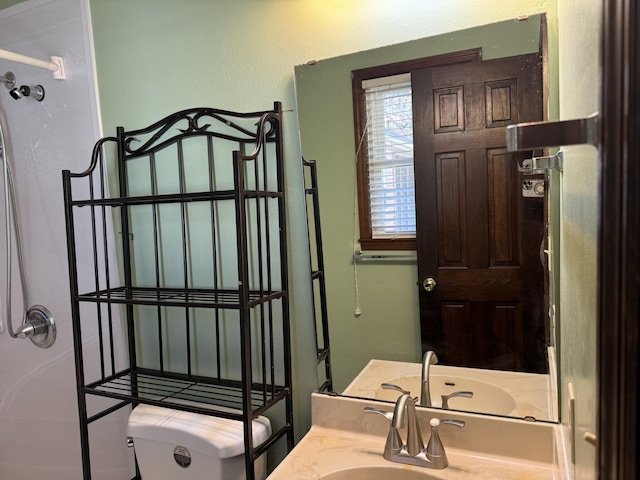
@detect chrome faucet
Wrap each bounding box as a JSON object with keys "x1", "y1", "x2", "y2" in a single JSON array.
[
  {"x1": 382, "y1": 351, "x2": 474, "y2": 409},
  {"x1": 365, "y1": 393, "x2": 465, "y2": 469},
  {"x1": 421, "y1": 350, "x2": 438, "y2": 406}
]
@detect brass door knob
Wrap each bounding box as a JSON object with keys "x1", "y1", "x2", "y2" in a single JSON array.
[{"x1": 422, "y1": 277, "x2": 437, "y2": 292}]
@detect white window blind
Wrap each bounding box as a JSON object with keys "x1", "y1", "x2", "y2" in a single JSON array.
[{"x1": 363, "y1": 74, "x2": 416, "y2": 238}]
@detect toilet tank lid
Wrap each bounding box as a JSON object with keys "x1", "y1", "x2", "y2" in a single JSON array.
[{"x1": 127, "y1": 404, "x2": 272, "y2": 459}]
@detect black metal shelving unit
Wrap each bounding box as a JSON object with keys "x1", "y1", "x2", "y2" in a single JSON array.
[
  {"x1": 63, "y1": 102, "x2": 294, "y2": 480},
  {"x1": 302, "y1": 157, "x2": 332, "y2": 393}
]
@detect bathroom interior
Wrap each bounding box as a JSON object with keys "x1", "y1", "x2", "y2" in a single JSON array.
[{"x1": 0, "y1": 0, "x2": 633, "y2": 479}]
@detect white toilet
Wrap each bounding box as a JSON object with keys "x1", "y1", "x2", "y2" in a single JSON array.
[{"x1": 127, "y1": 404, "x2": 271, "y2": 480}]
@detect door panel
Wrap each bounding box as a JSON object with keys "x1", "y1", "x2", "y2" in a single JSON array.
[
  {"x1": 436, "y1": 152, "x2": 466, "y2": 266},
  {"x1": 442, "y1": 302, "x2": 472, "y2": 364},
  {"x1": 489, "y1": 149, "x2": 518, "y2": 265},
  {"x1": 413, "y1": 53, "x2": 546, "y2": 373}
]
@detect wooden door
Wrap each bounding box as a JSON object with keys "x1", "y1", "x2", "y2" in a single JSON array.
[{"x1": 412, "y1": 53, "x2": 546, "y2": 373}]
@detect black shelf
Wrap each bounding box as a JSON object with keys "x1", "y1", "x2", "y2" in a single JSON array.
[
  {"x1": 68, "y1": 189, "x2": 284, "y2": 208},
  {"x1": 303, "y1": 157, "x2": 333, "y2": 393},
  {"x1": 84, "y1": 368, "x2": 289, "y2": 419},
  {"x1": 64, "y1": 103, "x2": 294, "y2": 480},
  {"x1": 76, "y1": 286, "x2": 285, "y2": 309}
]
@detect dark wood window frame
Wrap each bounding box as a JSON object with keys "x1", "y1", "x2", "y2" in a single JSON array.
[{"x1": 351, "y1": 48, "x2": 481, "y2": 251}]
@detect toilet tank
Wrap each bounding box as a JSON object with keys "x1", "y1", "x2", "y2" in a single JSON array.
[{"x1": 127, "y1": 404, "x2": 271, "y2": 480}]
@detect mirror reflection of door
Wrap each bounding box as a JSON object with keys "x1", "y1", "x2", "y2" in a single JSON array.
[{"x1": 412, "y1": 54, "x2": 547, "y2": 373}]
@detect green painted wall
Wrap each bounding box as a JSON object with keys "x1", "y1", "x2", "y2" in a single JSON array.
[
  {"x1": 557, "y1": 0, "x2": 600, "y2": 476},
  {"x1": 89, "y1": 0, "x2": 323, "y2": 445},
  {"x1": 0, "y1": 0, "x2": 20, "y2": 8}
]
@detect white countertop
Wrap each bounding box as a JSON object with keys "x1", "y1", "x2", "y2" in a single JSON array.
[
  {"x1": 268, "y1": 426, "x2": 554, "y2": 479},
  {"x1": 267, "y1": 393, "x2": 560, "y2": 480},
  {"x1": 342, "y1": 359, "x2": 555, "y2": 421}
]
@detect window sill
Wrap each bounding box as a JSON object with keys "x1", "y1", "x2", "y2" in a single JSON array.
[{"x1": 359, "y1": 238, "x2": 416, "y2": 251}]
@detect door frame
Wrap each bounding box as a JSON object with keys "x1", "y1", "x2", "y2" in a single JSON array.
[{"x1": 598, "y1": 0, "x2": 640, "y2": 478}]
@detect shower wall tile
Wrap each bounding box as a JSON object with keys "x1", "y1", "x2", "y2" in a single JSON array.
[{"x1": 0, "y1": 0, "x2": 130, "y2": 478}]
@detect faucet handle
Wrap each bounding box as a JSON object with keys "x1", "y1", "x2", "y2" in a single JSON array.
[
  {"x1": 381, "y1": 382, "x2": 410, "y2": 395},
  {"x1": 363, "y1": 406, "x2": 393, "y2": 422},
  {"x1": 425, "y1": 418, "x2": 465, "y2": 469},
  {"x1": 381, "y1": 383, "x2": 419, "y2": 404},
  {"x1": 364, "y1": 406, "x2": 402, "y2": 458},
  {"x1": 440, "y1": 391, "x2": 474, "y2": 409}
]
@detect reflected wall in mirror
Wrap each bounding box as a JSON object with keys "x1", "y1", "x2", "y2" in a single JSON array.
[{"x1": 295, "y1": 14, "x2": 561, "y2": 422}]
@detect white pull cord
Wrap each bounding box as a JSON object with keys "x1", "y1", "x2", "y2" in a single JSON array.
[{"x1": 352, "y1": 117, "x2": 371, "y2": 317}]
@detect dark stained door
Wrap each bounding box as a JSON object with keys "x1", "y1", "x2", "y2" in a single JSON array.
[{"x1": 412, "y1": 53, "x2": 546, "y2": 373}]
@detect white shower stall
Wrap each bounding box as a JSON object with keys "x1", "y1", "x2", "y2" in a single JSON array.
[{"x1": 0, "y1": 0, "x2": 131, "y2": 478}]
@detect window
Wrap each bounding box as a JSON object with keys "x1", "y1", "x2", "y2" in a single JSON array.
[
  {"x1": 352, "y1": 50, "x2": 482, "y2": 250},
  {"x1": 362, "y1": 75, "x2": 416, "y2": 241},
  {"x1": 354, "y1": 68, "x2": 417, "y2": 250}
]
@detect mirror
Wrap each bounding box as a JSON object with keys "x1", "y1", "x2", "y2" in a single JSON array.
[{"x1": 294, "y1": 14, "x2": 560, "y2": 422}]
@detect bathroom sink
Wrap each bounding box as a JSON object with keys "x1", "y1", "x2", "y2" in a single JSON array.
[
  {"x1": 374, "y1": 375, "x2": 516, "y2": 415},
  {"x1": 318, "y1": 466, "x2": 439, "y2": 480}
]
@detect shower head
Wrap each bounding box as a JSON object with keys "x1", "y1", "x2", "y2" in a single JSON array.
[
  {"x1": 1, "y1": 71, "x2": 16, "y2": 90},
  {"x1": 8, "y1": 86, "x2": 22, "y2": 100},
  {"x1": 1, "y1": 72, "x2": 45, "y2": 101},
  {"x1": 9, "y1": 84, "x2": 45, "y2": 101}
]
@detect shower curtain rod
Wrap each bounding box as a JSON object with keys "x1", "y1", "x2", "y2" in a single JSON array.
[{"x1": 0, "y1": 48, "x2": 65, "y2": 79}]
